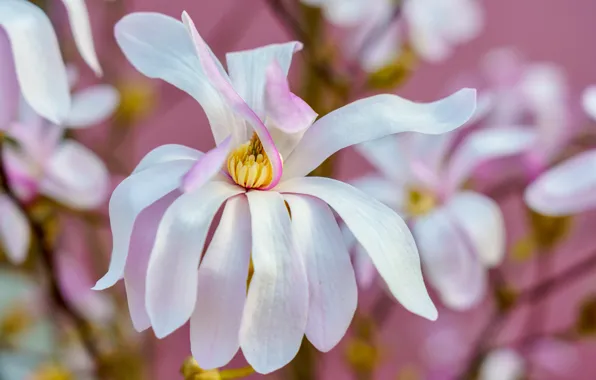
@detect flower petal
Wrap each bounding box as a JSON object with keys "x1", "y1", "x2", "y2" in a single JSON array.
[
  {"x1": 124, "y1": 192, "x2": 178, "y2": 332},
  {"x1": 146, "y1": 181, "x2": 244, "y2": 338},
  {"x1": 446, "y1": 126, "x2": 536, "y2": 193},
  {"x1": 191, "y1": 195, "x2": 250, "y2": 369},
  {"x1": 443, "y1": 192, "x2": 505, "y2": 267},
  {"x1": 353, "y1": 135, "x2": 410, "y2": 184},
  {"x1": 226, "y1": 41, "x2": 302, "y2": 119},
  {"x1": 283, "y1": 88, "x2": 476, "y2": 180},
  {"x1": 181, "y1": 136, "x2": 232, "y2": 193},
  {"x1": 114, "y1": 12, "x2": 233, "y2": 144},
  {"x1": 277, "y1": 177, "x2": 437, "y2": 321},
  {"x1": 241, "y1": 191, "x2": 308, "y2": 374},
  {"x1": 582, "y1": 85, "x2": 596, "y2": 121},
  {"x1": 525, "y1": 150, "x2": 596, "y2": 216},
  {"x1": 479, "y1": 349, "x2": 525, "y2": 380},
  {"x1": 60, "y1": 0, "x2": 102, "y2": 75},
  {"x1": 0, "y1": 194, "x2": 29, "y2": 265},
  {"x1": 66, "y1": 85, "x2": 120, "y2": 128},
  {"x1": 413, "y1": 206, "x2": 487, "y2": 310},
  {"x1": 39, "y1": 140, "x2": 109, "y2": 209},
  {"x1": 284, "y1": 194, "x2": 357, "y2": 352},
  {"x1": 93, "y1": 159, "x2": 197, "y2": 290},
  {"x1": 181, "y1": 12, "x2": 283, "y2": 189},
  {"x1": 133, "y1": 144, "x2": 203, "y2": 173},
  {"x1": 0, "y1": 30, "x2": 18, "y2": 128},
  {"x1": 349, "y1": 175, "x2": 404, "y2": 212},
  {"x1": 0, "y1": 0, "x2": 70, "y2": 124}
]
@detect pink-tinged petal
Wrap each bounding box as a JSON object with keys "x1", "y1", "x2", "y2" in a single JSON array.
[
  {"x1": 241, "y1": 191, "x2": 308, "y2": 374},
  {"x1": 115, "y1": 13, "x2": 234, "y2": 144},
  {"x1": 349, "y1": 175, "x2": 404, "y2": 212},
  {"x1": 479, "y1": 349, "x2": 525, "y2": 380},
  {"x1": 354, "y1": 136, "x2": 411, "y2": 184},
  {"x1": 66, "y1": 85, "x2": 120, "y2": 128},
  {"x1": 525, "y1": 150, "x2": 596, "y2": 216},
  {"x1": 446, "y1": 127, "x2": 536, "y2": 194},
  {"x1": 181, "y1": 136, "x2": 233, "y2": 193},
  {"x1": 283, "y1": 88, "x2": 477, "y2": 180},
  {"x1": 413, "y1": 206, "x2": 487, "y2": 310},
  {"x1": 39, "y1": 140, "x2": 109, "y2": 209},
  {"x1": 532, "y1": 339, "x2": 577, "y2": 376},
  {"x1": 284, "y1": 194, "x2": 357, "y2": 352},
  {"x1": 277, "y1": 177, "x2": 437, "y2": 321},
  {"x1": 0, "y1": 0, "x2": 70, "y2": 124},
  {"x1": 443, "y1": 192, "x2": 505, "y2": 268},
  {"x1": 59, "y1": 0, "x2": 101, "y2": 76},
  {"x1": 146, "y1": 181, "x2": 244, "y2": 338},
  {"x1": 56, "y1": 252, "x2": 115, "y2": 324},
  {"x1": 353, "y1": 244, "x2": 376, "y2": 289},
  {"x1": 181, "y1": 12, "x2": 283, "y2": 189},
  {"x1": 0, "y1": 195, "x2": 29, "y2": 265},
  {"x1": 0, "y1": 30, "x2": 18, "y2": 128},
  {"x1": 191, "y1": 196, "x2": 250, "y2": 369},
  {"x1": 93, "y1": 158, "x2": 197, "y2": 290},
  {"x1": 133, "y1": 144, "x2": 203, "y2": 173},
  {"x1": 124, "y1": 192, "x2": 178, "y2": 332},
  {"x1": 582, "y1": 85, "x2": 596, "y2": 121},
  {"x1": 226, "y1": 41, "x2": 302, "y2": 119}
]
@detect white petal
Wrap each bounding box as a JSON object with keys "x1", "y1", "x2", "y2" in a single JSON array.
[
  {"x1": 133, "y1": 144, "x2": 203, "y2": 173},
  {"x1": 66, "y1": 85, "x2": 120, "y2": 128},
  {"x1": 446, "y1": 126, "x2": 536, "y2": 193},
  {"x1": 60, "y1": 0, "x2": 102, "y2": 75},
  {"x1": 582, "y1": 85, "x2": 596, "y2": 121},
  {"x1": 0, "y1": 30, "x2": 18, "y2": 128},
  {"x1": 525, "y1": 149, "x2": 596, "y2": 216},
  {"x1": 283, "y1": 88, "x2": 476, "y2": 180},
  {"x1": 349, "y1": 175, "x2": 404, "y2": 212},
  {"x1": 226, "y1": 42, "x2": 302, "y2": 118},
  {"x1": 354, "y1": 135, "x2": 410, "y2": 183},
  {"x1": 39, "y1": 140, "x2": 109, "y2": 209},
  {"x1": 93, "y1": 159, "x2": 197, "y2": 290},
  {"x1": 115, "y1": 12, "x2": 234, "y2": 144},
  {"x1": 146, "y1": 181, "x2": 244, "y2": 338},
  {"x1": 321, "y1": 0, "x2": 369, "y2": 26},
  {"x1": 353, "y1": 244, "x2": 377, "y2": 289},
  {"x1": 240, "y1": 191, "x2": 308, "y2": 374},
  {"x1": 0, "y1": 0, "x2": 70, "y2": 124},
  {"x1": 285, "y1": 194, "x2": 357, "y2": 352},
  {"x1": 191, "y1": 196, "x2": 250, "y2": 369},
  {"x1": 479, "y1": 349, "x2": 525, "y2": 380},
  {"x1": 413, "y1": 206, "x2": 487, "y2": 310},
  {"x1": 443, "y1": 192, "x2": 505, "y2": 267},
  {"x1": 277, "y1": 177, "x2": 437, "y2": 320},
  {"x1": 0, "y1": 195, "x2": 29, "y2": 264}
]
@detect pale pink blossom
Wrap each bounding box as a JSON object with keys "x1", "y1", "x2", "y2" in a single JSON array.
[{"x1": 93, "y1": 11, "x2": 476, "y2": 373}]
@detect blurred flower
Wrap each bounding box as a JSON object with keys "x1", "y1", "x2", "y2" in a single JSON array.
[
  {"x1": 93, "y1": 11, "x2": 476, "y2": 374},
  {"x1": 350, "y1": 127, "x2": 535, "y2": 309},
  {"x1": 0, "y1": 70, "x2": 117, "y2": 264},
  {"x1": 478, "y1": 348, "x2": 525, "y2": 380},
  {"x1": 525, "y1": 86, "x2": 596, "y2": 216},
  {"x1": 303, "y1": 0, "x2": 483, "y2": 71}
]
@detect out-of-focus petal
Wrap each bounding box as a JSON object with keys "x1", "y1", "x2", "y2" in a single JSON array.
[
  {"x1": 0, "y1": 194, "x2": 29, "y2": 264},
  {"x1": 39, "y1": 140, "x2": 109, "y2": 209},
  {"x1": 93, "y1": 158, "x2": 197, "y2": 290},
  {"x1": 146, "y1": 181, "x2": 243, "y2": 338},
  {"x1": 582, "y1": 85, "x2": 596, "y2": 121},
  {"x1": 241, "y1": 191, "x2": 308, "y2": 374},
  {"x1": 66, "y1": 85, "x2": 120, "y2": 128},
  {"x1": 60, "y1": 0, "x2": 102, "y2": 75},
  {"x1": 354, "y1": 135, "x2": 410, "y2": 184},
  {"x1": 353, "y1": 244, "x2": 376, "y2": 289},
  {"x1": 283, "y1": 88, "x2": 476, "y2": 180},
  {"x1": 413, "y1": 206, "x2": 487, "y2": 310},
  {"x1": 349, "y1": 175, "x2": 404, "y2": 212},
  {"x1": 479, "y1": 349, "x2": 525, "y2": 380},
  {"x1": 0, "y1": 0, "x2": 70, "y2": 124},
  {"x1": 0, "y1": 30, "x2": 18, "y2": 128},
  {"x1": 285, "y1": 194, "x2": 357, "y2": 352},
  {"x1": 317, "y1": 0, "x2": 369, "y2": 26},
  {"x1": 191, "y1": 196, "x2": 250, "y2": 369},
  {"x1": 446, "y1": 127, "x2": 536, "y2": 193},
  {"x1": 277, "y1": 177, "x2": 437, "y2": 320},
  {"x1": 226, "y1": 41, "x2": 302, "y2": 119},
  {"x1": 525, "y1": 149, "x2": 596, "y2": 216},
  {"x1": 114, "y1": 12, "x2": 234, "y2": 144},
  {"x1": 444, "y1": 192, "x2": 505, "y2": 267},
  {"x1": 181, "y1": 136, "x2": 232, "y2": 193}
]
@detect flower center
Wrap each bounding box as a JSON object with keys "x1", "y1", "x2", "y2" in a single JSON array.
[
  {"x1": 227, "y1": 133, "x2": 273, "y2": 189},
  {"x1": 405, "y1": 188, "x2": 436, "y2": 216}
]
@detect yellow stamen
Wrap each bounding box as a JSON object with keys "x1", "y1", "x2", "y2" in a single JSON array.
[
  {"x1": 227, "y1": 133, "x2": 273, "y2": 189},
  {"x1": 30, "y1": 364, "x2": 73, "y2": 380},
  {"x1": 405, "y1": 188, "x2": 436, "y2": 216}
]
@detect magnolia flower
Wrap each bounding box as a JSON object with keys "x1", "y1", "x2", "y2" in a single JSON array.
[
  {"x1": 349, "y1": 127, "x2": 535, "y2": 309},
  {"x1": 0, "y1": 73, "x2": 117, "y2": 264},
  {"x1": 525, "y1": 86, "x2": 596, "y2": 215},
  {"x1": 302, "y1": 0, "x2": 483, "y2": 71},
  {"x1": 92, "y1": 11, "x2": 476, "y2": 373}
]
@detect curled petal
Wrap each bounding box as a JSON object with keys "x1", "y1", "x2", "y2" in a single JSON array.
[
  {"x1": 181, "y1": 136, "x2": 232, "y2": 193},
  {"x1": 60, "y1": 0, "x2": 102, "y2": 75},
  {"x1": 133, "y1": 144, "x2": 203, "y2": 173}
]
